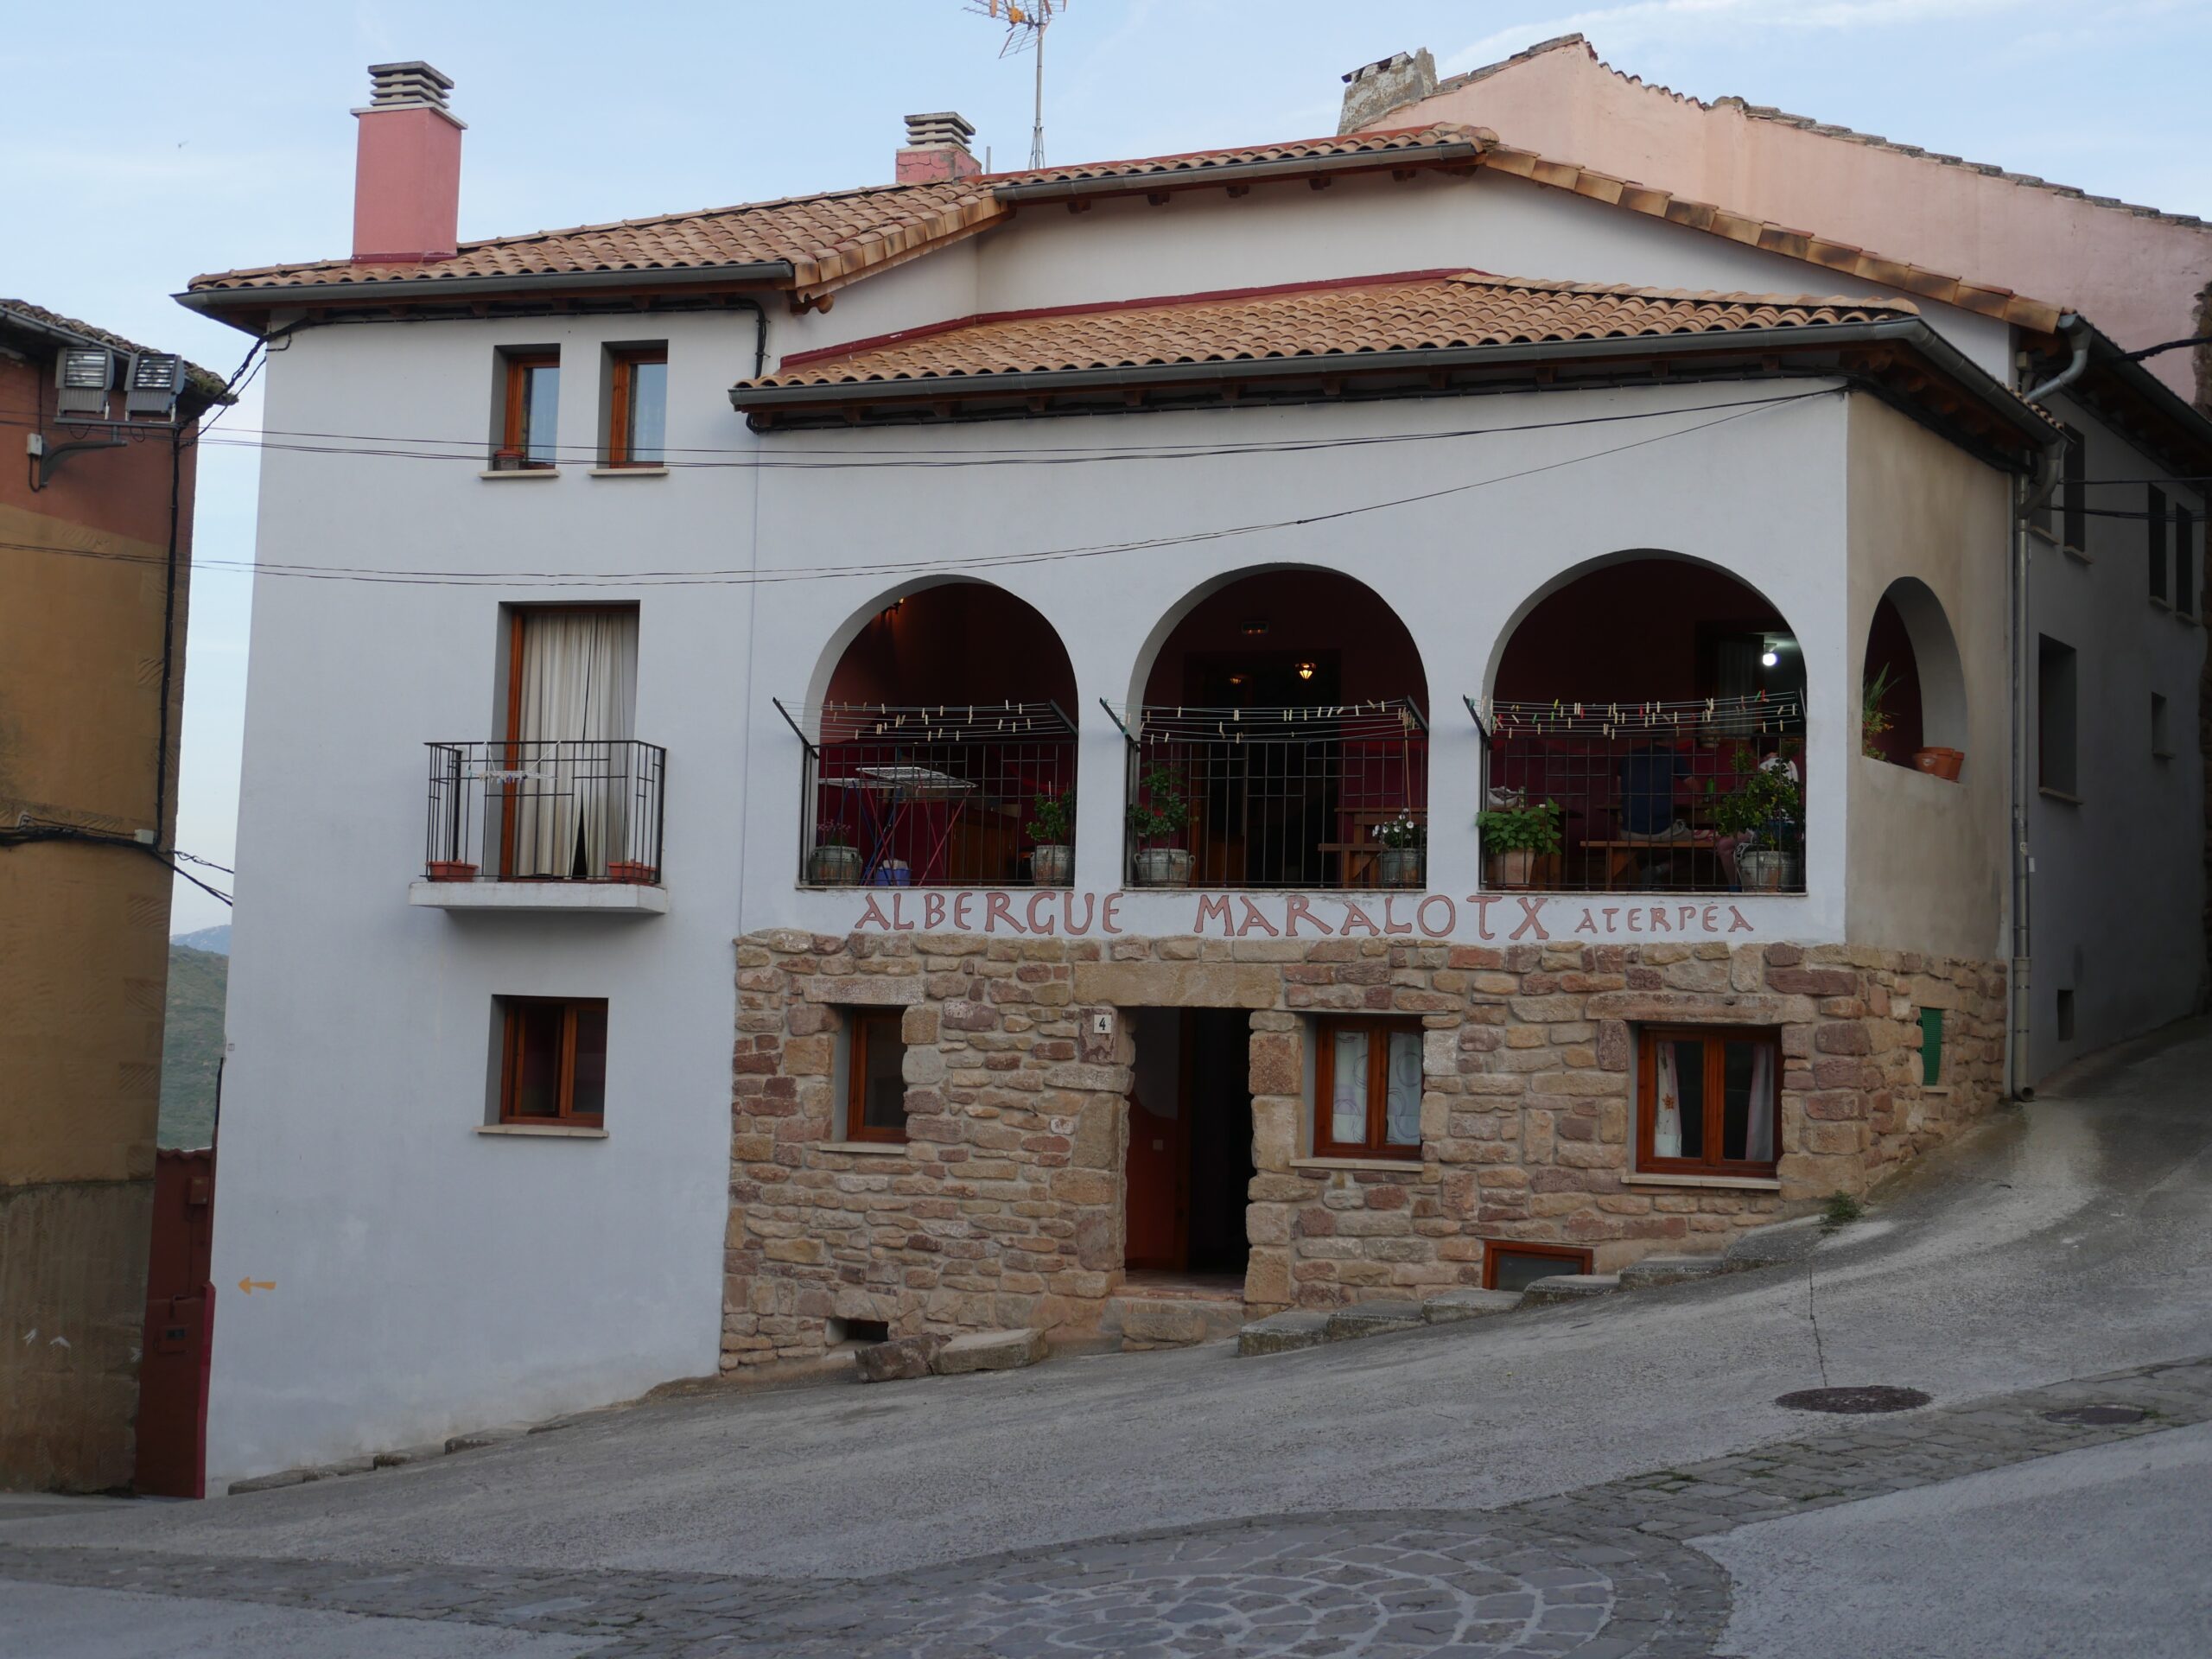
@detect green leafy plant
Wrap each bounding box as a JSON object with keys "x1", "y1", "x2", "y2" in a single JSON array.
[
  {"x1": 1127, "y1": 766, "x2": 1191, "y2": 846},
  {"x1": 815, "y1": 820, "x2": 850, "y2": 848},
  {"x1": 1821, "y1": 1191, "x2": 1865, "y2": 1227},
  {"x1": 1026, "y1": 790, "x2": 1074, "y2": 846},
  {"x1": 1712, "y1": 747, "x2": 1802, "y2": 849},
  {"x1": 1476, "y1": 799, "x2": 1564, "y2": 856},
  {"x1": 1862, "y1": 663, "x2": 1897, "y2": 760},
  {"x1": 1373, "y1": 810, "x2": 1425, "y2": 850}
]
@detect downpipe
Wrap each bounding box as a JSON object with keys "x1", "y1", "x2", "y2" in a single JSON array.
[{"x1": 2008, "y1": 315, "x2": 2091, "y2": 1099}]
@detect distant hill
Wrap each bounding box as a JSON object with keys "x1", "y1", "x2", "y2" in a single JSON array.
[
  {"x1": 173, "y1": 924, "x2": 230, "y2": 956},
  {"x1": 160, "y1": 944, "x2": 227, "y2": 1149}
]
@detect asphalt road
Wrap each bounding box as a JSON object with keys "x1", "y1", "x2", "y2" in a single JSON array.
[{"x1": 5, "y1": 1015, "x2": 2209, "y2": 1655}]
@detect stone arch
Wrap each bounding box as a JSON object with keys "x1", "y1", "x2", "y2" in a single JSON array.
[{"x1": 804, "y1": 577, "x2": 1078, "y2": 738}]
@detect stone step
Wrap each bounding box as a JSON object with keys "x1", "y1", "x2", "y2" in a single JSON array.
[
  {"x1": 1105, "y1": 1294, "x2": 1247, "y2": 1351},
  {"x1": 1421, "y1": 1287, "x2": 1523, "y2": 1323},
  {"x1": 1236, "y1": 1309, "x2": 1331, "y2": 1357},
  {"x1": 1618, "y1": 1255, "x2": 1732, "y2": 1291},
  {"x1": 1517, "y1": 1273, "x2": 1623, "y2": 1306},
  {"x1": 1324, "y1": 1300, "x2": 1427, "y2": 1341},
  {"x1": 931, "y1": 1327, "x2": 1048, "y2": 1376}
]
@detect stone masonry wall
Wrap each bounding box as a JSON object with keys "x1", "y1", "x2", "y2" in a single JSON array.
[{"x1": 723, "y1": 930, "x2": 2005, "y2": 1370}]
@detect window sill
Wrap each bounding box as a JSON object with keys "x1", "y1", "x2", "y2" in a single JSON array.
[
  {"x1": 477, "y1": 1122, "x2": 607, "y2": 1139},
  {"x1": 479, "y1": 467, "x2": 559, "y2": 480},
  {"x1": 2037, "y1": 786, "x2": 2083, "y2": 805},
  {"x1": 814, "y1": 1140, "x2": 908, "y2": 1157},
  {"x1": 2059, "y1": 543, "x2": 2093, "y2": 567},
  {"x1": 1920, "y1": 1084, "x2": 1953, "y2": 1096},
  {"x1": 1622, "y1": 1170, "x2": 1779, "y2": 1192},
  {"x1": 1291, "y1": 1155, "x2": 1425, "y2": 1174},
  {"x1": 410, "y1": 879, "x2": 668, "y2": 914},
  {"x1": 588, "y1": 466, "x2": 669, "y2": 478}
]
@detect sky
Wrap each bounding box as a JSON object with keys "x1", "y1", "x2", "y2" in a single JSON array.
[{"x1": 4, "y1": 0, "x2": 2207, "y2": 935}]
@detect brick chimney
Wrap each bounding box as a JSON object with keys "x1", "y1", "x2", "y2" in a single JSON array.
[
  {"x1": 896, "y1": 112, "x2": 982, "y2": 184},
  {"x1": 352, "y1": 61, "x2": 465, "y2": 264}
]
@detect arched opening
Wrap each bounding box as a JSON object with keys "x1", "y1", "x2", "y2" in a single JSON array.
[
  {"x1": 1483, "y1": 555, "x2": 1806, "y2": 893},
  {"x1": 1863, "y1": 577, "x2": 1967, "y2": 779},
  {"x1": 1125, "y1": 568, "x2": 1428, "y2": 889},
  {"x1": 798, "y1": 582, "x2": 1078, "y2": 887}
]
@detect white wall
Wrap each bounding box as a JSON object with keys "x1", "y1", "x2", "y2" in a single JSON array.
[{"x1": 2025, "y1": 394, "x2": 2208, "y2": 1077}]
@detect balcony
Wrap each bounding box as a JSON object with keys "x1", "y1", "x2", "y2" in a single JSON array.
[
  {"x1": 785, "y1": 701, "x2": 1077, "y2": 887},
  {"x1": 412, "y1": 739, "x2": 668, "y2": 913},
  {"x1": 1471, "y1": 696, "x2": 1806, "y2": 894},
  {"x1": 1114, "y1": 698, "x2": 1429, "y2": 890}
]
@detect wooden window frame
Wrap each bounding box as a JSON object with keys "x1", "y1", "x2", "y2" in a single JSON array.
[
  {"x1": 845, "y1": 1009, "x2": 909, "y2": 1145},
  {"x1": 1635, "y1": 1025, "x2": 1782, "y2": 1178},
  {"x1": 498, "y1": 996, "x2": 607, "y2": 1127},
  {"x1": 499, "y1": 352, "x2": 559, "y2": 469},
  {"x1": 1481, "y1": 1239, "x2": 1592, "y2": 1290},
  {"x1": 605, "y1": 347, "x2": 668, "y2": 468},
  {"x1": 1313, "y1": 1015, "x2": 1424, "y2": 1160}
]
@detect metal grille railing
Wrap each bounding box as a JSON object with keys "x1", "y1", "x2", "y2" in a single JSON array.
[
  {"x1": 1469, "y1": 695, "x2": 1807, "y2": 894},
  {"x1": 424, "y1": 740, "x2": 666, "y2": 882},
  {"x1": 780, "y1": 701, "x2": 1077, "y2": 887},
  {"x1": 1110, "y1": 699, "x2": 1429, "y2": 890}
]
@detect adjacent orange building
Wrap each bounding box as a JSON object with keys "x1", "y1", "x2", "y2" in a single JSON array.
[{"x1": 0, "y1": 300, "x2": 226, "y2": 1490}]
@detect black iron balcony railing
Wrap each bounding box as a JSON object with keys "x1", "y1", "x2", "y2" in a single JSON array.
[
  {"x1": 1469, "y1": 694, "x2": 1808, "y2": 894},
  {"x1": 1109, "y1": 698, "x2": 1429, "y2": 890},
  {"x1": 778, "y1": 700, "x2": 1077, "y2": 888},
  {"x1": 424, "y1": 740, "x2": 667, "y2": 883}
]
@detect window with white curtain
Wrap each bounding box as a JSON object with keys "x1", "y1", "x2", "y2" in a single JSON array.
[
  {"x1": 503, "y1": 607, "x2": 639, "y2": 879},
  {"x1": 1314, "y1": 1016, "x2": 1424, "y2": 1160},
  {"x1": 1638, "y1": 1027, "x2": 1779, "y2": 1175}
]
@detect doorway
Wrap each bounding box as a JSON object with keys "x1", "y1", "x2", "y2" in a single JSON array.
[{"x1": 1124, "y1": 1009, "x2": 1254, "y2": 1277}]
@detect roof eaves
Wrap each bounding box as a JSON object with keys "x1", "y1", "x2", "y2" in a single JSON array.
[
  {"x1": 990, "y1": 136, "x2": 1486, "y2": 204},
  {"x1": 0, "y1": 299, "x2": 232, "y2": 406}
]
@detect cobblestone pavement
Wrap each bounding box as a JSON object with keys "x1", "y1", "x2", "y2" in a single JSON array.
[{"x1": 5, "y1": 1355, "x2": 2208, "y2": 1656}]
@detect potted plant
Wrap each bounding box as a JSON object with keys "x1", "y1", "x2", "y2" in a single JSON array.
[
  {"x1": 1862, "y1": 663, "x2": 1897, "y2": 760},
  {"x1": 426, "y1": 859, "x2": 478, "y2": 883},
  {"x1": 1714, "y1": 749, "x2": 1803, "y2": 893},
  {"x1": 1027, "y1": 790, "x2": 1075, "y2": 886},
  {"x1": 1476, "y1": 799, "x2": 1561, "y2": 889},
  {"x1": 607, "y1": 858, "x2": 658, "y2": 884},
  {"x1": 806, "y1": 823, "x2": 862, "y2": 887},
  {"x1": 1128, "y1": 766, "x2": 1192, "y2": 887},
  {"x1": 1372, "y1": 810, "x2": 1425, "y2": 888}
]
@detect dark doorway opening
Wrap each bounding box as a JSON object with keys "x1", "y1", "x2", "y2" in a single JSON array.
[{"x1": 1124, "y1": 1008, "x2": 1254, "y2": 1276}]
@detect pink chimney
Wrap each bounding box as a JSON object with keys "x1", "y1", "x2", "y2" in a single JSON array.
[
  {"x1": 896, "y1": 111, "x2": 982, "y2": 183},
  {"x1": 352, "y1": 61, "x2": 465, "y2": 264}
]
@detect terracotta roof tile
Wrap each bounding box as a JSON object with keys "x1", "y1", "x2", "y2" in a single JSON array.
[
  {"x1": 741, "y1": 274, "x2": 1918, "y2": 390},
  {"x1": 0, "y1": 298, "x2": 231, "y2": 404}
]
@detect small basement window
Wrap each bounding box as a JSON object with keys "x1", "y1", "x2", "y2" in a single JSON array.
[
  {"x1": 494, "y1": 349, "x2": 560, "y2": 470},
  {"x1": 846, "y1": 1009, "x2": 909, "y2": 1143},
  {"x1": 1483, "y1": 1241, "x2": 1593, "y2": 1293},
  {"x1": 497, "y1": 996, "x2": 607, "y2": 1126},
  {"x1": 1314, "y1": 1016, "x2": 1423, "y2": 1160},
  {"x1": 828, "y1": 1318, "x2": 891, "y2": 1346},
  {"x1": 1637, "y1": 1027, "x2": 1780, "y2": 1176}
]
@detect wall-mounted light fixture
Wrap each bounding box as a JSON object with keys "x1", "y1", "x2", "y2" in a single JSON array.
[
  {"x1": 1761, "y1": 650, "x2": 1780, "y2": 669},
  {"x1": 1240, "y1": 618, "x2": 1268, "y2": 637},
  {"x1": 125, "y1": 353, "x2": 186, "y2": 421},
  {"x1": 1294, "y1": 661, "x2": 1317, "y2": 680},
  {"x1": 55, "y1": 346, "x2": 114, "y2": 418}
]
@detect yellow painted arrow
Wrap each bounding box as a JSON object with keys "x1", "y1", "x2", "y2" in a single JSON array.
[{"x1": 237, "y1": 1277, "x2": 276, "y2": 1295}]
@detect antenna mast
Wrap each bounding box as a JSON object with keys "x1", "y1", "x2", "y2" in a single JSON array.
[{"x1": 967, "y1": 1, "x2": 1065, "y2": 169}]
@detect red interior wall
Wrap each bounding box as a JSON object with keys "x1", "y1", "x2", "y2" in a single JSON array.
[
  {"x1": 1863, "y1": 594, "x2": 1924, "y2": 762},
  {"x1": 827, "y1": 582, "x2": 1077, "y2": 712},
  {"x1": 1493, "y1": 561, "x2": 1785, "y2": 703},
  {"x1": 1141, "y1": 569, "x2": 1427, "y2": 711}
]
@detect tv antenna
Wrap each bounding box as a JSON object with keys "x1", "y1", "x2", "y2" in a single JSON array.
[{"x1": 966, "y1": 1, "x2": 1066, "y2": 169}]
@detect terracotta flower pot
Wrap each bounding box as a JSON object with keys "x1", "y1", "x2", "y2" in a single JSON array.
[
  {"x1": 1912, "y1": 747, "x2": 1964, "y2": 781},
  {"x1": 607, "y1": 859, "x2": 658, "y2": 884},
  {"x1": 426, "y1": 860, "x2": 478, "y2": 883},
  {"x1": 1486, "y1": 849, "x2": 1535, "y2": 890}
]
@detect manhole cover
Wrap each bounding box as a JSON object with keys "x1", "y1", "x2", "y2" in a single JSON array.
[
  {"x1": 2043, "y1": 1404, "x2": 2146, "y2": 1426},
  {"x1": 1775, "y1": 1385, "x2": 1932, "y2": 1414}
]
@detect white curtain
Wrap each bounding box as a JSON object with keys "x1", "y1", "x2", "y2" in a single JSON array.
[
  {"x1": 512, "y1": 609, "x2": 638, "y2": 877},
  {"x1": 1332, "y1": 1028, "x2": 1368, "y2": 1145},
  {"x1": 1654, "y1": 1041, "x2": 1682, "y2": 1158},
  {"x1": 1745, "y1": 1043, "x2": 1777, "y2": 1164},
  {"x1": 1384, "y1": 1030, "x2": 1422, "y2": 1147}
]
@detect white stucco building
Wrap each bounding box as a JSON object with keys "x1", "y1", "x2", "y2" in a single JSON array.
[{"x1": 181, "y1": 66, "x2": 2209, "y2": 1487}]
